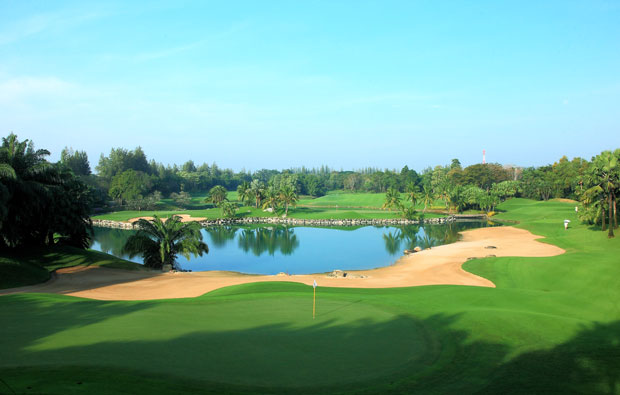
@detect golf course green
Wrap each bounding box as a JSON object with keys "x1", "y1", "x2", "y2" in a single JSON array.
[{"x1": 1, "y1": 198, "x2": 619, "y2": 394}]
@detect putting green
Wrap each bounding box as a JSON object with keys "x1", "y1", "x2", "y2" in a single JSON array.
[{"x1": 2, "y1": 291, "x2": 438, "y2": 389}]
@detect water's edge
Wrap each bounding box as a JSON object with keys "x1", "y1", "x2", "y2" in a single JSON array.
[{"x1": 92, "y1": 214, "x2": 488, "y2": 229}]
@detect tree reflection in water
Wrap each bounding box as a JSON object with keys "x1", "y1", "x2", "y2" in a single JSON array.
[
  {"x1": 91, "y1": 222, "x2": 496, "y2": 267},
  {"x1": 382, "y1": 221, "x2": 497, "y2": 254},
  {"x1": 91, "y1": 227, "x2": 137, "y2": 257},
  {"x1": 204, "y1": 226, "x2": 238, "y2": 247},
  {"x1": 237, "y1": 226, "x2": 299, "y2": 257}
]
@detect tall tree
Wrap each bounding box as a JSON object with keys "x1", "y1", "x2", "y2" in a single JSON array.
[
  {"x1": 109, "y1": 169, "x2": 152, "y2": 205},
  {"x1": 422, "y1": 185, "x2": 435, "y2": 213},
  {"x1": 382, "y1": 187, "x2": 401, "y2": 211},
  {"x1": 250, "y1": 180, "x2": 265, "y2": 208},
  {"x1": 447, "y1": 185, "x2": 466, "y2": 213},
  {"x1": 584, "y1": 151, "x2": 618, "y2": 238},
  {"x1": 60, "y1": 147, "x2": 91, "y2": 176},
  {"x1": 237, "y1": 181, "x2": 252, "y2": 206},
  {"x1": 405, "y1": 182, "x2": 420, "y2": 207},
  {"x1": 279, "y1": 183, "x2": 298, "y2": 216},
  {"x1": 262, "y1": 185, "x2": 280, "y2": 213},
  {"x1": 96, "y1": 147, "x2": 150, "y2": 180}
]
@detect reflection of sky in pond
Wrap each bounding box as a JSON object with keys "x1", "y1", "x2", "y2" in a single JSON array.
[{"x1": 91, "y1": 221, "x2": 498, "y2": 275}]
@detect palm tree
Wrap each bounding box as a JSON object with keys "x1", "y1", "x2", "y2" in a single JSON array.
[
  {"x1": 405, "y1": 182, "x2": 420, "y2": 207},
  {"x1": 207, "y1": 185, "x2": 228, "y2": 207},
  {"x1": 586, "y1": 151, "x2": 618, "y2": 238},
  {"x1": 422, "y1": 185, "x2": 435, "y2": 213},
  {"x1": 382, "y1": 187, "x2": 401, "y2": 211},
  {"x1": 249, "y1": 180, "x2": 264, "y2": 209},
  {"x1": 279, "y1": 183, "x2": 298, "y2": 216},
  {"x1": 447, "y1": 185, "x2": 466, "y2": 213},
  {"x1": 236, "y1": 181, "x2": 252, "y2": 206},
  {"x1": 581, "y1": 184, "x2": 606, "y2": 229},
  {"x1": 262, "y1": 185, "x2": 280, "y2": 213},
  {"x1": 220, "y1": 201, "x2": 237, "y2": 218},
  {"x1": 122, "y1": 215, "x2": 209, "y2": 270}
]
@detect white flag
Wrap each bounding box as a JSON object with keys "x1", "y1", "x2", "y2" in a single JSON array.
[{"x1": 313, "y1": 280, "x2": 317, "y2": 289}]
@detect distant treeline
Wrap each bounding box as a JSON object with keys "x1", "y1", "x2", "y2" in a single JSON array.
[
  {"x1": 60, "y1": 143, "x2": 619, "y2": 234},
  {"x1": 61, "y1": 145, "x2": 590, "y2": 207}
]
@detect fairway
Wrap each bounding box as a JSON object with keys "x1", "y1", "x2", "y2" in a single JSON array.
[{"x1": 2, "y1": 199, "x2": 620, "y2": 394}]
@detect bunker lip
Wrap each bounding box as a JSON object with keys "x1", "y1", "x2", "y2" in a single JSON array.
[{"x1": 1, "y1": 226, "x2": 565, "y2": 301}]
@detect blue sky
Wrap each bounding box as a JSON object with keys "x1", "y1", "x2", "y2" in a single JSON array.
[{"x1": 1, "y1": 1, "x2": 619, "y2": 172}]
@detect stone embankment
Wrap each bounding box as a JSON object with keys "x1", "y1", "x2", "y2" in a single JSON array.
[
  {"x1": 92, "y1": 215, "x2": 469, "y2": 229},
  {"x1": 92, "y1": 220, "x2": 136, "y2": 229}
]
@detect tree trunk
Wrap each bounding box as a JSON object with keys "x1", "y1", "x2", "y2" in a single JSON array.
[
  {"x1": 602, "y1": 201, "x2": 606, "y2": 231},
  {"x1": 609, "y1": 193, "x2": 615, "y2": 238},
  {"x1": 613, "y1": 191, "x2": 617, "y2": 229}
]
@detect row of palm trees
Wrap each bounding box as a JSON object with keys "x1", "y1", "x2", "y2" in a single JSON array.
[
  {"x1": 381, "y1": 183, "x2": 435, "y2": 219},
  {"x1": 237, "y1": 180, "x2": 299, "y2": 216},
  {"x1": 384, "y1": 180, "x2": 521, "y2": 218}
]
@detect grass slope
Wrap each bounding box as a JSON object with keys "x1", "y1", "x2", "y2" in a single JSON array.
[
  {"x1": 2, "y1": 198, "x2": 619, "y2": 394},
  {"x1": 0, "y1": 246, "x2": 146, "y2": 289}
]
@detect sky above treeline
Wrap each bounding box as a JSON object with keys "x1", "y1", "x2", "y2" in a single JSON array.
[{"x1": 1, "y1": 1, "x2": 619, "y2": 172}]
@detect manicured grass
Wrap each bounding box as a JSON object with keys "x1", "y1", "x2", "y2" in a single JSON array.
[
  {"x1": 3, "y1": 198, "x2": 619, "y2": 393},
  {"x1": 299, "y1": 191, "x2": 447, "y2": 210},
  {"x1": 0, "y1": 246, "x2": 146, "y2": 289},
  {"x1": 94, "y1": 191, "x2": 447, "y2": 222}
]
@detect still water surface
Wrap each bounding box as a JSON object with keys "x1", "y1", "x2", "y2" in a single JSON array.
[{"x1": 91, "y1": 221, "x2": 496, "y2": 275}]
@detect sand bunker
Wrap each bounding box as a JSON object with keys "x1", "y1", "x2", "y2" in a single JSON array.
[
  {"x1": 1, "y1": 226, "x2": 564, "y2": 301},
  {"x1": 128, "y1": 214, "x2": 207, "y2": 223}
]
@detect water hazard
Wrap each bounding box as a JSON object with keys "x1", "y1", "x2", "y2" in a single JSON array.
[{"x1": 90, "y1": 221, "x2": 498, "y2": 275}]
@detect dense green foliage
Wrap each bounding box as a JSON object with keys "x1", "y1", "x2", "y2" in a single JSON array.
[
  {"x1": 2, "y1": 199, "x2": 620, "y2": 394},
  {"x1": 0, "y1": 134, "x2": 92, "y2": 249}
]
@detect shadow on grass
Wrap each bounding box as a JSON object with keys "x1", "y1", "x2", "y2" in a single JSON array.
[
  {"x1": 3, "y1": 245, "x2": 144, "y2": 273},
  {"x1": 481, "y1": 320, "x2": 620, "y2": 394},
  {"x1": 2, "y1": 291, "x2": 618, "y2": 395}
]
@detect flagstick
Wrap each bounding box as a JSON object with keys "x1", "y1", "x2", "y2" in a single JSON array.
[{"x1": 313, "y1": 285, "x2": 316, "y2": 319}]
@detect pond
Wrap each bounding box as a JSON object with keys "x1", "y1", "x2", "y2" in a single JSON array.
[{"x1": 90, "y1": 221, "x2": 498, "y2": 275}]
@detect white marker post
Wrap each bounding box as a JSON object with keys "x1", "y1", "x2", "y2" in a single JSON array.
[{"x1": 313, "y1": 280, "x2": 317, "y2": 319}]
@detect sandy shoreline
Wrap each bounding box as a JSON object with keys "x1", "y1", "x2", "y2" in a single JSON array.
[{"x1": 1, "y1": 226, "x2": 564, "y2": 301}]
